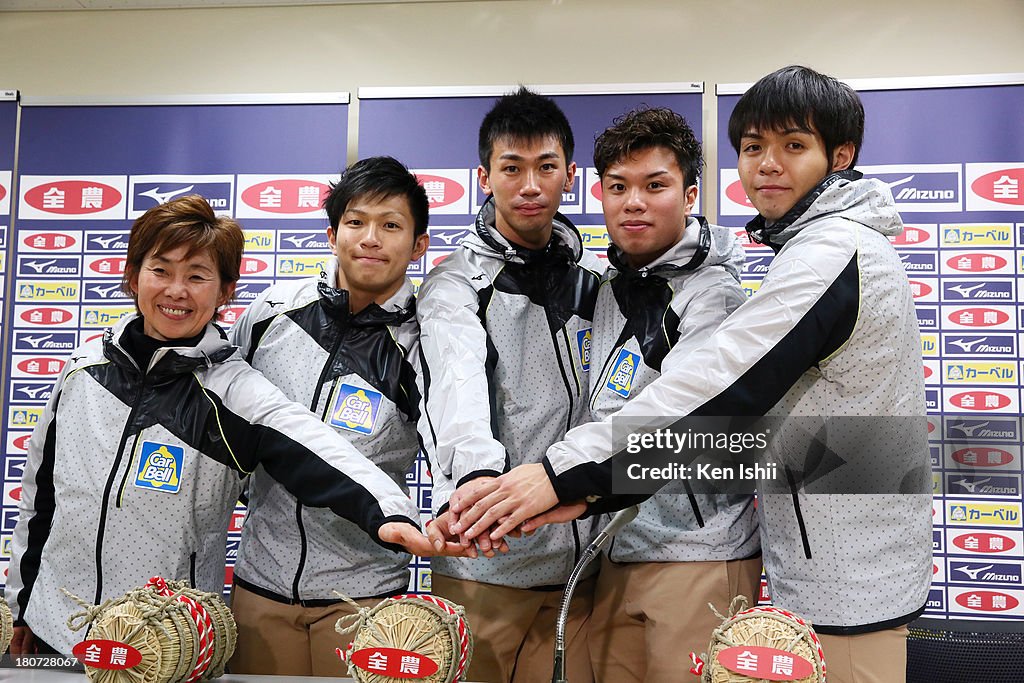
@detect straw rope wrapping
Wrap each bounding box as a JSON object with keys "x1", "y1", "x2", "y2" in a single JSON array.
[
  {"x1": 63, "y1": 578, "x2": 235, "y2": 683},
  {"x1": 0, "y1": 598, "x2": 13, "y2": 654},
  {"x1": 336, "y1": 592, "x2": 473, "y2": 683},
  {"x1": 701, "y1": 596, "x2": 827, "y2": 683},
  {"x1": 146, "y1": 577, "x2": 214, "y2": 683}
]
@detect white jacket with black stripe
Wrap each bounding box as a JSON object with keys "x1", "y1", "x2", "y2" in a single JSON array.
[
  {"x1": 5, "y1": 314, "x2": 420, "y2": 654},
  {"x1": 418, "y1": 197, "x2": 604, "y2": 589},
  {"x1": 589, "y1": 216, "x2": 759, "y2": 563},
  {"x1": 229, "y1": 263, "x2": 421, "y2": 602},
  {"x1": 545, "y1": 171, "x2": 932, "y2": 633}
]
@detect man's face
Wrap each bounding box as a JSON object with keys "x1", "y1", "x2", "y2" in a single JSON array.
[
  {"x1": 737, "y1": 123, "x2": 853, "y2": 222},
  {"x1": 601, "y1": 146, "x2": 698, "y2": 268},
  {"x1": 478, "y1": 134, "x2": 576, "y2": 250},
  {"x1": 328, "y1": 193, "x2": 428, "y2": 306}
]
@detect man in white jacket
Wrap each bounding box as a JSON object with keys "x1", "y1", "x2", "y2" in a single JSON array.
[{"x1": 449, "y1": 66, "x2": 932, "y2": 683}]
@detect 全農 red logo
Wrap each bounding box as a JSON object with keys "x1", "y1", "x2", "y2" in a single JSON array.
[
  {"x1": 951, "y1": 448, "x2": 1014, "y2": 467},
  {"x1": 945, "y1": 253, "x2": 1008, "y2": 273},
  {"x1": 955, "y1": 590, "x2": 1019, "y2": 612},
  {"x1": 970, "y1": 168, "x2": 1024, "y2": 206},
  {"x1": 17, "y1": 358, "x2": 66, "y2": 376},
  {"x1": 909, "y1": 280, "x2": 932, "y2": 298},
  {"x1": 24, "y1": 180, "x2": 122, "y2": 214},
  {"x1": 590, "y1": 179, "x2": 603, "y2": 202},
  {"x1": 87, "y1": 257, "x2": 126, "y2": 275},
  {"x1": 239, "y1": 257, "x2": 270, "y2": 275},
  {"x1": 891, "y1": 226, "x2": 931, "y2": 245},
  {"x1": 947, "y1": 308, "x2": 1010, "y2": 327},
  {"x1": 13, "y1": 435, "x2": 31, "y2": 452},
  {"x1": 20, "y1": 307, "x2": 74, "y2": 325},
  {"x1": 923, "y1": 365, "x2": 933, "y2": 379},
  {"x1": 432, "y1": 253, "x2": 450, "y2": 267},
  {"x1": 0, "y1": 183, "x2": 7, "y2": 202},
  {"x1": 217, "y1": 306, "x2": 246, "y2": 325},
  {"x1": 952, "y1": 532, "x2": 1015, "y2": 553},
  {"x1": 950, "y1": 391, "x2": 1012, "y2": 411},
  {"x1": 240, "y1": 179, "x2": 330, "y2": 213},
  {"x1": 22, "y1": 232, "x2": 78, "y2": 251},
  {"x1": 415, "y1": 174, "x2": 466, "y2": 209},
  {"x1": 726, "y1": 179, "x2": 755, "y2": 208}
]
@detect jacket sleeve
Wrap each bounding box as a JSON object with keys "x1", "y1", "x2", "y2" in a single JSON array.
[
  {"x1": 416, "y1": 267, "x2": 509, "y2": 490},
  {"x1": 6, "y1": 360, "x2": 74, "y2": 625},
  {"x1": 200, "y1": 362, "x2": 421, "y2": 551},
  {"x1": 545, "y1": 227, "x2": 862, "y2": 506}
]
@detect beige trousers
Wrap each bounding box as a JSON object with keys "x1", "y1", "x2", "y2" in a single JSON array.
[
  {"x1": 431, "y1": 573, "x2": 595, "y2": 683},
  {"x1": 229, "y1": 583, "x2": 380, "y2": 677},
  {"x1": 818, "y1": 626, "x2": 910, "y2": 683},
  {"x1": 588, "y1": 555, "x2": 764, "y2": 683}
]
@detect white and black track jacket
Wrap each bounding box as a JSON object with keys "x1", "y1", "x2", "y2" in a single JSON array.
[
  {"x1": 419, "y1": 197, "x2": 604, "y2": 589},
  {"x1": 545, "y1": 171, "x2": 932, "y2": 633},
  {"x1": 229, "y1": 263, "x2": 421, "y2": 602},
  {"x1": 6, "y1": 314, "x2": 420, "y2": 654},
  {"x1": 590, "y1": 217, "x2": 759, "y2": 563}
]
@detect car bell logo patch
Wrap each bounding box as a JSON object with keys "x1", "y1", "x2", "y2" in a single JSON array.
[
  {"x1": 577, "y1": 328, "x2": 592, "y2": 372},
  {"x1": 606, "y1": 349, "x2": 639, "y2": 398},
  {"x1": 135, "y1": 442, "x2": 183, "y2": 493},
  {"x1": 330, "y1": 383, "x2": 382, "y2": 435}
]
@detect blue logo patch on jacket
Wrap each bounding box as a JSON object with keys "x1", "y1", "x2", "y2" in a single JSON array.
[
  {"x1": 606, "y1": 349, "x2": 639, "y2": 398},
  {"x1": 577, "y1": 328, "x2": 592, "y2": 371},
  {"x1": 330, "y1": 383, "x2": 382, "y2": 435},
  {"x1": 135, "y1": 441, "x2": 184, "y2": 493}
]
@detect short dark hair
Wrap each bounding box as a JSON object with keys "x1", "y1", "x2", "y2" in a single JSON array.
[
  {"x1": 478, "y1": 86, "x2": 574, "y2": 171},
  {"x1": 728, "y1": 65, "x2": 865, "y2": 169},
  {"x1": 123, "y1": 194, "x2": 243, "y2": 296},
  {"x1": 323, "y1": 156, "x2": 429, "y2": 238},
  {"x1": 594, "y1": 107, "x2": 703, "y2": 187}
]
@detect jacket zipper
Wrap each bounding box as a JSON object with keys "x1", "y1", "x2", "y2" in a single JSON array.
[
  {"x1": 189, "y1": 552, "x2": 198, "y2": 587},
  {"x1": 786, "y1": 465, "x2": 813, "y2": 559},
  {"x1": 94, "y1": 372, "x2": 146, "y2": 604},
  {"x1": 290, "y1": 330, "x2": 346, "y2": 602},
  {"x1": 591, "y1": 341, "x2": 625, "y2": 412},
  {"x1": 550, "y1": 331, "x2": 576, "y2": 433}
]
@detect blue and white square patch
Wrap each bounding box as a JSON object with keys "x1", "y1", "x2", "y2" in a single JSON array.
[
  {"x1": 135, "y1": 441, "x2": 184, "y2": 493},
  {"x1": 577, "y1": 328, "x2": 592, "y2": 372},
  {"x1": 329, "y1": 383, "x2": 383, "y2": 435},
  {"x1": 606, "y1": 349, "x2": 640, "y2": 398}
]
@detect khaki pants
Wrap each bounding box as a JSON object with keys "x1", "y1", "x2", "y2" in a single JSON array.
[
  {"x1": 589, "y1": 555, "x2": 763, "y2": 683},
  {"x1": 431, "y1": 573, "x2": 595, "y2": 683},
  {"x1": 229, "y1": 583, "x2": 380, "y2": 676},
  {"x1": 818, "y1": 626, "x2": 909, "y2": 683}
]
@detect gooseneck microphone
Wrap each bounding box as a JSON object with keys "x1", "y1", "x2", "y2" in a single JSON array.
[{"x1": 551, "y1": 505, "x2": 640, "y2": 683}]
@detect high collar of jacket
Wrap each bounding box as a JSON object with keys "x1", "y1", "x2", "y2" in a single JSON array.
[
  {"x1": 607, "y1": 216, "x2": 744, "y2": 282},
  {"x1": 466, "y1": 195, "x2": 584, "y2": 266},
  {"x1": 315, "y1": 258, "x2": 416, "y2": 327},
  {"x1": 745, "y1": 169, "x2": 903, "y2": 252},
  {"x1": 104, "y1": 313, "x2": 236, "y2": 378}
]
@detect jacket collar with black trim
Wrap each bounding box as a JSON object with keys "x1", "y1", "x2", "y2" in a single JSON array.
[
  {"x1": 746, "y1": 169, "x2": 862, "y2": 252},
  {"x1": 104, "y1": 313, "x2": 236, "y2": 378},
  {"x1": 315, "y1": 258, "x2": 416, "y2": 328},
  {"x1": 468, "y1": 195, "x2": 585, "y2": 266},
  {"x1": 607, "y1": 215, "x2": 716, "y2": 281}
]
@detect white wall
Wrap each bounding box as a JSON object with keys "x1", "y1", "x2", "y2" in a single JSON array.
[{"x1": 2, "y1": 0, "x2": 1023, "y2": 202}]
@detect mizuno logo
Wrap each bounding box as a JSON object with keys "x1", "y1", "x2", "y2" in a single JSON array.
[
  {"x1": 139, "y1": 185, "x2": 195, "y2": 205},
  {"x1": 91, "y1": 235, "x2": 124, "y2": 249},
  {"x1": 885, "y1": 175, "x2": 916, "y2": 190},
  {"x1": 950, "y1": 421, "x2": 988, "y2": 437},
  {"x1": 20, "y1": 334, "x2": 52, "y2": 348},
  {"x1": 950, "y1": 477, "x2": 991, "y2": 493},
  {"x1": 88, "y1": 283, "x2": 122, "y2": 298},
  {"x1": 434, "y1": 232, "x2": 463, "y2": 245},
  {"x1": 949, "y1": 337, "x2": 984, "y2": 352},
  {"x1": 282, "y1": 235, "x2": 313, "y2": 248},
  {"x1": 266, "y1": 300, "x2": 284, "y2": 309},
  {"x1": 17, "y1": 385, "x2": 50, "y2": 400},
  {"x1": 948, "y1": 283, "x2": 987, "y2": 297},
  {"x1": 23, "y1": 259, "x2": 57, "y2": 273},
  {"x1": 954, "y1": 564, "x2": 994, "y2": 580},
  {"x1": 471, "y1": 273, "x2": 486, "y2": 281}
]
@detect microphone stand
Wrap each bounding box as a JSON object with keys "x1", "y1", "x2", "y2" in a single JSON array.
[{"x1": 551, "y1": 505, "x2": 640, "y2": 683}]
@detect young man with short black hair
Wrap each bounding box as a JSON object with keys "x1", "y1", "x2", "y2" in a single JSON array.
[
  {"x1": 451, "y1": 67, "x2": 932, "y2": 683},
  {"x1": 419, "y1": 87, "x2": 602, "y2": 683},
  {"x1": 585, "y1": 107, "x2": 760, "y2": 682},
  {"x1": 228, "y1": 156, "x2": 433, "y2": 676}
]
